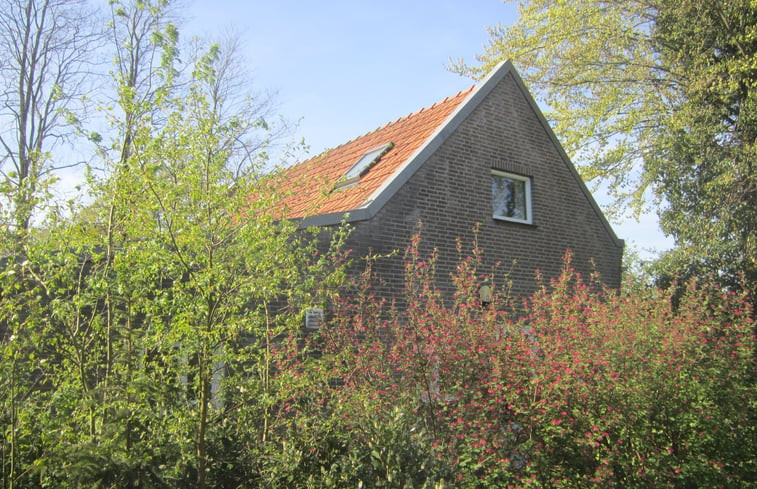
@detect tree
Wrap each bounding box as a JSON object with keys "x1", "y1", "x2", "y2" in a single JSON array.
[
  {"x1": 1, "y1": 2, "x2": 348, "y2": 486},
  {"x1": 650, "y1": 0, "x2": 756, "y2": 297},
  {"x1": 455, "y1": 0, "x2": 756, "y2": 295},
  {"x1": 85, "y1": 50, "x2": 345, "y2": 485},
  {"x1": 0, "y1": 0, "x2": 101, "y2": 239},
  {"x1": 452, "y1": 1, "x2": 667, "y2": 217},
  {"x1": 104, "y1": 0, "x2": 180, "y2": 169},
  {"x1": 0, "y1": 4, "x2": 101, "y2": 481},
  {"x1": 95, "y1": 1, "x2": 181, "y2": 451},
  {"x1": 67, "y1": 5, "x2": 343, "y2": 485}
]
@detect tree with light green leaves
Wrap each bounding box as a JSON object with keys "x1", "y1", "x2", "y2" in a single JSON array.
[
  {"x1": 1, "y1": 1, "x2": 348, "y2": 487},
  {"x1": 78, "y1": 43, "x2": 347, "y2": 486},
  {"x1": 455, "y1": 0, "x2": 756, "y2": 296}
]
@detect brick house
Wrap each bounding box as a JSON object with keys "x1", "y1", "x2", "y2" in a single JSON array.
[{"x1": 279, "y1": 61, "x2": 624, "y2": 308}]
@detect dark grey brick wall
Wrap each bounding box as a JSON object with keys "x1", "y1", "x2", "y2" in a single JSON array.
[{"x1": 337, "y1": 72, "x2": 623, "y2": 307}]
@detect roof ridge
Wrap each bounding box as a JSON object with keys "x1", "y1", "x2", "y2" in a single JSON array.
[
  {"x1": 394, "y1": 85, "x2": 475, "y2": 124},
  {"x1": 308, "y1": 84, "x2": 476, "y2": 160}
]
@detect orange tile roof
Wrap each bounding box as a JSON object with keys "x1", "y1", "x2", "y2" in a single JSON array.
[{"x1": 278, "y1": 85, "x2": 476, "y2": 219}]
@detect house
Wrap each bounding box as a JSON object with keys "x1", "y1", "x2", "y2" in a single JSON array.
[{"x1": 279, "y1": 61, "x2": 624, "y2": 307}]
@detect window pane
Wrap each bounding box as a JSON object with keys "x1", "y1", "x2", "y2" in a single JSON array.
[
  {"x1": 345, "y1": 147, "x2": 383, "y2": 180},
  {"x1": 492, "y1": 174, "x2": 528, "y2": 221}
]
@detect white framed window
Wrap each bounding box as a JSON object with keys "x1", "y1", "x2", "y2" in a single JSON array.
[{"x1": 491, "y1": 170, "x2": 532, "y2": 224}]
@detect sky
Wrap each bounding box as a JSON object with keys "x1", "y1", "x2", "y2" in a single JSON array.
[{"x1": 186, "y1": 0, "x2": 674, "y2": 259}]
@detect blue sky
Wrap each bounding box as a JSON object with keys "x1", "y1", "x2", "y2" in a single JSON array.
[{"x1": 187, "y1": 0, "x2": 673, "y2": 258}]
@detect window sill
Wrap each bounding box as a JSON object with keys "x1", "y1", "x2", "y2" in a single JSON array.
[{"x1": 492, "y1": 215, "x2": 536, "y2": 227}]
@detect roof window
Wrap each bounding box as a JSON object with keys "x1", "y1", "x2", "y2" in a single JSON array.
[{"x1": 335, "y1": 142, "x2": 394, "y2": 190}]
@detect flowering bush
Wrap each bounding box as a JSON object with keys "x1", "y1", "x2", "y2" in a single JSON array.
[{"x1": 312, "y1": 231, "x2": 755, "y2": 488}]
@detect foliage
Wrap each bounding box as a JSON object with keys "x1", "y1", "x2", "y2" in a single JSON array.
[
  {"x1": 452, "y1": 0, "x2": 666, "y2": 216},
  {"x1": 0, "y1": 2, "x2": 348, "y2": 488},
  {"x1": 1, "y1": 2, "x2": 754, "y2": 488},
  {"x1": 650, "y1": 0, "x2": 757, "y2": 300},
  {"x1": 319, "y1": 232, "x2": 755, "y2": 488}
]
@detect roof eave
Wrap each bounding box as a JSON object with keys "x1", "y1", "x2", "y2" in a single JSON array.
[{"x1": 297, "y1": 208, "x2": 371, "y2": 228}]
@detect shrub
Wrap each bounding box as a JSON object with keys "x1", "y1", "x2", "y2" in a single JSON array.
[{"x1": 319, "y1": 232, "x2": 755, "y2": 488}]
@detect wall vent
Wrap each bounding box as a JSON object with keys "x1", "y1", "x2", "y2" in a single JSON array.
[{"x1": 304, "y1": 308, "x2": 324, "y2": 330}]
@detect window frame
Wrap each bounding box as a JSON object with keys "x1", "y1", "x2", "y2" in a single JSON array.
[{"x1": 491, "y1": 169, "x2": 533, "y2": 225}]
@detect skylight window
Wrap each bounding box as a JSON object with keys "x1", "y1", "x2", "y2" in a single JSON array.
[{"x1": 336, "y1": 142, "x2": 394, "y2": 189}]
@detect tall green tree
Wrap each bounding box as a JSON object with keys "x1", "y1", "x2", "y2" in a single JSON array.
[
  {"x1": 1, "y1": 2, "x2": 349, "y2": 487},
  {"x1": 77, "y1": 44, "x2": 346, "y2": 486},
  {"x1": 0, "y1": 4, "x2": 102, "y2": 485},
  {"x1": 650, "y1": 0, "x2": 756, "y2": 295},
  {"x1": 456, "y1": 0, "x2": 756, "y2": 294},
  {"x1": 453, "y1": 0, "x2": 667, "y2": 217}
]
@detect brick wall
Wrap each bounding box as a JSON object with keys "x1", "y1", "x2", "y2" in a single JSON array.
[{"x1": 334, "y1": 72, "x2": 623, "y2": 308}]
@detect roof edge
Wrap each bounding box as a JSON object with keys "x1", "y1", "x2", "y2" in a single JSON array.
[
  {"x1": 504, "y1": 66, "x2": 624, "y2": 249},
  {"x1": 297, "y1": 208, "x2": 370, "y2": 228}
]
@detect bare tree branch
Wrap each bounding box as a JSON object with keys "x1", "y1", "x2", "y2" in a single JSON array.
[{"x1": 0, "y1": 0, "x2": 101, "y2": 238}]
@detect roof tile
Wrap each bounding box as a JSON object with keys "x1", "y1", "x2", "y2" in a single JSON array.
[{"x1": 277, "y1": 85, "x2": 475, "y2": 218}]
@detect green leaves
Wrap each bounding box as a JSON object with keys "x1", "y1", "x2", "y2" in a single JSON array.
[
  {"x1": 648, "y1": 0, "x2": 757, "y2": 300},
  {"x1": 0, "y1": 3, "x2": 349, "y2": 486},
  {"x1": 456, "y1": 0, "x2": 662, "y2": 218}
]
